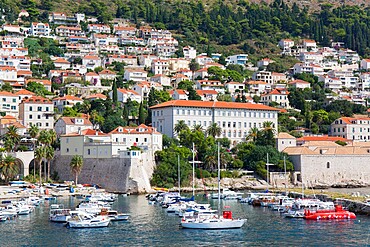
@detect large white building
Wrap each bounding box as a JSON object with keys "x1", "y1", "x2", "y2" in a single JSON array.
[
  {"x1": 60, "y1": 124, "x2": 162, "y2": 158},
  {"x1": 19, "y1": 96, "x2": 54, "y2": 129},
  {"x1": 329, "y1": 117, "x2": 370, "y2": 141},
  {"x1": 151, "y1": 100, "x2": 279, "y2": 144},
  {"x1": 0, "y1": 91, "x2": 19, "y2": 117}
]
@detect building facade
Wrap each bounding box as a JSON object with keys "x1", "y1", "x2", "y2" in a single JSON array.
[
  {"x1": 19, "y1": 96, "x2": 54, "y2": 129},
  {"x1": 151, "y1": 100, "x2": 279, "y2": 144}
]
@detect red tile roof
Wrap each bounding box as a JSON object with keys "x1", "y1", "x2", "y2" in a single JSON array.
[
  {"x1": 150, "y1": 100, "x2": 279, "y2": 111},
  {"x1": 21, "y1": 96, "x2": 51, "y2": 104},
  {"x1": 297, "y1": 135, "x2": 348, "y2": 142},
  {"x1": 109, "y1": 124, "x2": 159, "y2": 134}
]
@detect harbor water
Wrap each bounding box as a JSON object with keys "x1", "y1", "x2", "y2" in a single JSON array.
[{"x1": 0, "y1": 194, "x2": 369, "y2": 246}]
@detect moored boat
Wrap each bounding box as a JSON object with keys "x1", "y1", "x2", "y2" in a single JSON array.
[
  {"x1": 66, "y1": 215, "x2": 110, "y2": 228},
  {"x1": 304, "y1": 205, "x2": 356, "y2": 220}
]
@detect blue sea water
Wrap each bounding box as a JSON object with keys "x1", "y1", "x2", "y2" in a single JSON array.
[{"x1": 0, "y1": 195, "x2": 369, "y2": 246}]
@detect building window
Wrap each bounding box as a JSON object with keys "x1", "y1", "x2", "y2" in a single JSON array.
[
  {"x1": 37, "y1": 115, "x2": 41, "y2": 119},
  {"x1": 88, "y1": 149, "x2": 91, "y2": 155},
  {"x1": 12, "y1": 99, "x2": 16, "y2": 103},
  {"x1": 75, "y1": 148, "x2": 78, "y2": 152},
  {"x1": 46, "y1": 107, "x2": 49, "y2": 111},
  {"x1": 327, "y1": 162, "x2": 330, "y2": 169},
  {"x1": 29, "y1": 106, "x2": 33, "y2": 111},
  {"x1": 66, "y1": 148, "x2": 69, "y2": 153},
  {"x1": 46, "y1": 123, "x2": 49, "y2": 127},
  {"x1": 38, "y1": 106, "x2": 42, "y2": 111},
  {"x1": 29, "y1": 115, "x2": 32, "y2": 119},
  {"x1": 144, "y1": 138, "x2": 147, "y2": 142}
]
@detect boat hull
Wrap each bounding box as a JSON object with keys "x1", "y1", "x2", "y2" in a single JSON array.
[
  {"x1": 67, "y1": 219, "x2": 110, "y2": 228},
  {"x1": 181, "y1": 219, "x2": 245, "y2": 229}
]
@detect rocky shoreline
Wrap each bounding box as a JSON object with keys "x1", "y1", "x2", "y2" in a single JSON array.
[{"x1": 163, "y1": 176, "x2": 370, "y2": 193}]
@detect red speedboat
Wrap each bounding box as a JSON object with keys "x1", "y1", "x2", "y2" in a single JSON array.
[{"x1": 304, "y1": 205, "x2": 356, "y2": 220}]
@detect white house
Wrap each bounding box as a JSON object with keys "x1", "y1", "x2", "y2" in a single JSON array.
[
  {"x1": 109, "y1": 88, "x2": 142, "y2": 103},
  {"x1": 225, "y1": 54, "x2": 248, "y2": 66},
  {"x1": 196, "y1": 89, "x2": 218, "y2": 101},
  {"x1": 225, "y1": 81, "x2": 245, "y2": 94},
  {"x1": 150, "y1": 74, "x2": 171, "y2": 87},
  {"x1": 183, "y1": 46, "x2": 196, "y2": 60},
  {"x1": 329, "y1": 117, "x2": 370, "y2": 141},
  {"x1": 260, "y1": 88, "x2": 290, "y2": 108},
  {"x1": 53, "y1": 58, "x2": 71, "y2": 70},
  {"x1": 151, "y1": 59, "x2": 169, "y2": 75},
  {"x1": 170, "y1": 89, "x2": 188, "y2": 100},
  {"x1": 0, "y1": 91, "x2": 19, "y2": 117},
  {"x1": 124, "y1": 69, "x2": 147, "y2": 82},
  {"x1": 99, "y1": 69, "x2": 116, "y2": 81},
  {"x1": 84, "y1": 72, "x2": 101, "y2": 86},
  {"x1": 278, "y1": 39, "x2": 294, "y2": 53},
  {"x1": 30, "y1": 22, "x2": 50, "y2": 36},
  {"x1": 360, "y1": 59, "x2": 370, "y2": 71},
  {"x1": 19, "y1": 96, "x2": 54, "y2": 129},
  {"x1": 288, "y1": 79, "x2": 311, "y2": 89},
  {"x1": 55, "y1": 116, "x2": 93, "y2": 136},
  {"x1": 53, "y1": 95, "x2": 83, "y2": 112},
  {"x1": 82, "y1": 55, "x2": 101, "y2": 70},
  {"x1": 87, "y1": 24, "x2": 111, "y2": 34},
  {"x1": 151, "y1": 100, "x2": 279, "y2": 145}
]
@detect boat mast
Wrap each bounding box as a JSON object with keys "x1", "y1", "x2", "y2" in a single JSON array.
[
  {"x1": 217, "y1": 142, "x2": 221, "y2": 216},
  {"x1": 284, "y1": 156, "x2": 287, "y2": 195},
  {"x1": 192, "y1": 142, "x2": 195, "y2": 197},
  {"x1": 178, "y1": 154, "x2": 180, "y2": 195}
]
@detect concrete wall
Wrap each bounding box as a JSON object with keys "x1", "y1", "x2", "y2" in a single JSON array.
[
  {"x1": 290, "y1": 154, "x2": 370, "y2": 186},
  {"x1": 52, "y1": 151, "x2": 156, "y2": 194}
]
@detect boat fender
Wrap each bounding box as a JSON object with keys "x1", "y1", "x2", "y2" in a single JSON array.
[{"x1": 317, "y1": 216, "x2": 321, "y2": 220}]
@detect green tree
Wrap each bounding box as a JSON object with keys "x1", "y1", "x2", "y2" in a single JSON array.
[
  {"x1": 247, "y1": 127, "x2": 260, "y2": 143},
  {"x1": 5, "y1": 125, "x2": 21, "y2": 152},
  {"x1": 26, "y1": 82, "x2": 49, "y2": 96},
  {"x1": 206, "y1": 123, "x2": 222, "y2": 138},
  {"x1": 1, "y1": 82, "x2": 12, "y2": 92},
  {"x1": 70, "y1": 155, "x2": 84, "y2": 185},
  {"x1": 35, "y1": 147, "x2": 45, "y2": 186},
  {"x1": 189, "y1": 59, "x2": 200, "y2": 72},
  {"x1": 174, "y1": 120, "x2": 189, "y2": 135},
  {"x1": 138, "y1": 101, "x2": 146, "y2": 124},
  {"x1": 0, "y1": 155, "x2": 18, "y2": 183},
  {"x1": 112, "y1": 79, "x2": 118, "y2": 104},
  {"x1": 45, "y1": 146, "x2": 54, "y2": 181}
]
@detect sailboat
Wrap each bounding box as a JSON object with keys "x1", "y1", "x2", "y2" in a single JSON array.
[{"x1": 181, "y1": 143, "x2": 246, "y2": 229}]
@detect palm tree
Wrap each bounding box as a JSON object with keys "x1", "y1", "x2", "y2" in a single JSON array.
[
  {"x1": 0, "y1": 155, "x2": 18, "y2": 183},
  {"x1": 70, "y1": 155, "x2": 84, "y2": 185},
  {"x1": 5, "y1": 125, "x2": 21, "y2": 152},
  {"x1": 45, "y1": 146, "x2": 54, "y2": 181},
  {"x1": 35, "y1": 147, "x2": 45, "y2": 187},
  {"x1": 192, "y1": 124, "x2": 203, "y2": 132},
  {"x1": 48, "y1": 130, "x2": 57, "y2": 145},
  {"x1": 28, "y1": 124, "x2": 39, "y2": 177},
  {"x1": 174, "y1": 120, "x2": 189, "y2": 134},
  {"x1": 261, "y1": 121, "x2": 276, "y2": 146},
  {"x1": 38, "y1": 129, "x2": 51, "y2": 146},
  {"x1": 206, "y1": 123, "x2": 222, "y2": 138},
  {"x1": 247, "y1": 127, "x2": 260, "y2": 142}
]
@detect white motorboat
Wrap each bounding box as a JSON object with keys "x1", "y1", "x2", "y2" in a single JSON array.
[
  {"x1": 66, "y1": 214, "x2": 110, "y2": 228},
  {"x1": 0, "y1": 205, "x2": 18, "y2": 218},
  {"x1": 211, "y1": 188, "x2": 243, "y2": 200},
  {"x1": 50, "y1": 204, "x2": 72, "y2": 223},
  {"x1": 105, "y1": 210, "x2": 129, "y2": 221},
  {"x1": 76, "y1": 201, "x2": 111, "y2": 214},
  {"x1": 284, "y1": 209, "x2": 305, "y2": 218}
]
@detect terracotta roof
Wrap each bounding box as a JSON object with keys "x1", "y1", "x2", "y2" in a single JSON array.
[
  {"x1": 10, "y1": 122, "x2": 26, "y2": 129},
  {"x1": 0, "y1": 91, "x2": 17, "y2": 97},
  {"x1": 196, "y1": 89, "x2": 218, "y2": 95},
  {"x1": 2, "y1": 115, "x2": 16, "y2": 120},
  {"x1": 297, "y1": 135, "x2": 348, "y2": 142},
  {"x1": 117, "y1": 88, "x2": 140, "y2": 95},
  {"x1": 14, "y1": 89, "x2": 35, "y2": 95},
  {"x1": 17, "y1": 70, "x2": 32, "y2": 76},
  {"x1": 85, "y1": 72, "x2": 99, "y2": 76},
  {"x1": 21, "y1": 96, "x2": 51, "y2": 104},
  {"x1": 247, "y1": 80, "x2": 267, "y2": 85},
  {"x1": 85, "y1": 93, "x2": 107, "y2": 100},
  {"x1": 150, "y1": 100, "x2": 280, "y2": 111},
  {"x1": 99, "y1": 69, "x2": 116, "y2": 75},
  {"x1": 277, "y1": 132, "x2": 296, "y2": 139},
  {"x1": 109, "y1": 124, "x2": 159, "y2": 134},
  {"x1": 83, "y1": 55, "x2": 99, "y2": 60},
  {"x1": 283, "y1": 146, "x2": 317, "y2": 155},
  {"x1": 62, "y1": 128, "x2": 107, "y2": 137},
  {"x1": 53, "y1": 95, "x2": 83, "y2": 101},
  {"x1": 58, "y1": 117, "x2": 92, "y2": 126},
  {"x1": 54, "y1": 58, "x2": 70, "y2": 64}
]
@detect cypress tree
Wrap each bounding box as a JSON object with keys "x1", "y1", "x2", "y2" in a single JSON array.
[
  {"x1": 112, "y1": 79, "x2": 118, "y2": 104},
  {"x1": 138, "y1": 101, "x2": 145, "y2": 124}
]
